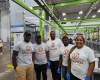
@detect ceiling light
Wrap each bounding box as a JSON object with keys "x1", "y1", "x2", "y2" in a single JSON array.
[
  {"x1": 42, "y1": 16, "x2": 44, "y2": 18},
  {"x1": 77, "y1": 17, "x2": 80, "y2": 19},
  {"x1": 79, "y1": 11, "x2": 83, "y2": 14},
  {"x1": 97, "y1": 9, "x2": 100, "y2": 12},
  {"x1": 64, "y1": 18, "x2": 67, "y2": 20},
  {"x1": 62, "y1": 13, "x2": 66, "y2": 16},
  {"x1": 92, "y1": 15, "x2": 96, "y2": 18},
  {"x1": 29, "y1": 7, "x2": 32, "y2": 9}
]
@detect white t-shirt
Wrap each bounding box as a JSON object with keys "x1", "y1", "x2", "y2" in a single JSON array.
[
  {"x1": 33, "y1": 42, "x2": 48, "y2": 64},
  {"x1": 13, "y1": 41, "x2": 34, "y2": 66},
  {"x1": 60, "y1": 44, "x2": 73, "y2": 66},
  {"x1": 70, "y1": 45, "x2": 95, "y2": 80},
  {"x1": 46, "y1": 38, "x2": 64, "y2": 61}
]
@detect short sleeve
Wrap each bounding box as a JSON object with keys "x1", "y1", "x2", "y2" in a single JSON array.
[
  {"x1": 32, "y1": 44, "x2": 34, "y2": 52},
  {"x1": 45, "y1": 44, "x2": 49, "y2": 52},
  {"x1": 87, "y1": 47, "x2": 95, "y2": 63},
  {"x1": 58, "y1": 39, "x2": 64, "y2": 48},
  {"x1": 13, "y1": 43, "x2": 20, "y2": 51},
  {"x1": 32, "y1": 44, "x2": 35, "y2": 52},
  {"x1": 60, "y1": 47, "x2": 63, "y2": 55}
]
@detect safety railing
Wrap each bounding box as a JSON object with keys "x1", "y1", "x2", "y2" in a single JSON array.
[{"x1": 85, "y1": 40, "x2": 100, "y2": 52}]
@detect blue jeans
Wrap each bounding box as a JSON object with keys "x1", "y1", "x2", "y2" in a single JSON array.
[{"x1": 62, "y1": 65, "x2": 67, "y2": 80}]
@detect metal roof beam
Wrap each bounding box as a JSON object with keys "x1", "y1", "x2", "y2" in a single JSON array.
[
  {"x1": 32, "y1": 0, "x2": 100, "y2": 10},
  {"x1": 51, "y1": 18, "x2": 100, "y2": 22}
]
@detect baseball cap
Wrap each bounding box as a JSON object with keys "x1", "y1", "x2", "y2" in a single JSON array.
[
  {"x1": 35, "y1": 35, "x2": 41, "y2": 39},
  {"x1": 24, "y1": 31, "x2": 31, "y2": 36}
]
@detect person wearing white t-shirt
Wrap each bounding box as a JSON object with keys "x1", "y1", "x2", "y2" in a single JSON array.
[
  {"x1": 58, "y1": 36, "x2": 73, "y2": 80},
  {"x1": 66, "y1": 35, "x2": 95, "y2": 80},
  {"x1": 46, "y1": 31, "x2": 64, "y2": 80},
  {"x1": 12, "y1": 31, "x2": 34, "y2": 80},
  {"x1": 33, "y1": 35, "x2": 49, "y2": 80}
]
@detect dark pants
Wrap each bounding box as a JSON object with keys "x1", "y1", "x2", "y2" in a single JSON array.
[
  {"x1": 34, "y1": 63, "x2": 47, "y2": 80},
  {"x1": 50, "y1": 61, "x2": 61, "y2": 80},
  {"x1": 62, "y1": 65, "x2": 67, "y2": 80},
  {"x1": 70, "y1": 73, "x2": 81, "y2": 80},
  {"x1": 0, "y1": 47, "x2": 2, "y2": 52},
  {"x1": 70, "y1": 73, "x2": 92, "y2": 80}
]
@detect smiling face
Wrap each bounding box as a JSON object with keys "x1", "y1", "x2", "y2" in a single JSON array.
[
  {"x1": 50, "y1": 31, "x2": 55, "y2": 40},
  {"x1": 62, "y1": 37, "x2": 69, "y2": 46},
  {"x1": 75, "y1": 36, "x2": 85, "y2": 49}
]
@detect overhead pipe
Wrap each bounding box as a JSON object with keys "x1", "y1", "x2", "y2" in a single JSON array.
[
  {"x1": 41, "y1": 0, "x2": 58, "y2": 20},
  {"x1": 51, "y1": 0, "x2": 60, "y2": 16},
  {"x1": 34, "y1": 0, "x2": 66, "y2": 33},
  {"x1": 76, "y1": 1, "x2": 99, "y2": 31}
]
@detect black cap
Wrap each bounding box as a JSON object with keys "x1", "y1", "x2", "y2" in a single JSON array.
[
  {"x1": 35, "y1": 35, "x2": 41, "y2": 39},
  {"x1": 24, "y1": 31, "x2": 31, "y2": 36}
]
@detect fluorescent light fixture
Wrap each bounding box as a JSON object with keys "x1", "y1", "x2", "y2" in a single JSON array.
[
  {"x1": 64, "y1": 18, "x2": 67, "y2": 20},
  {"x1": 77, "y1": 17, "x2": 80, "y2": 19},
  {"x1": 42, "y1": 16, "x2": 44, "y2": 18},
  {"x1": 29, "y1": 7, "x2": 32, "y2": 9},
  {"x1": 62, "y1": 13, "x2": 66, "y2": 16},
  {"x1": 79, "y1": 11, "x2": 83, "y2": 14},
  {"x1": 97, "y1": 9, "x2": 100, "y2": 12},
  {"x1": 92, "y1": 15, "x2": 96, "y2": 18}
]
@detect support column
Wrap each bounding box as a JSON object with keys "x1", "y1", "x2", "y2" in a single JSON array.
[
  {"x1": 1, "y1": 9, "x2": 10, "y2": 42},
  {"x1": 40, "y1": 10, "x2": 43, "y2": 40}
]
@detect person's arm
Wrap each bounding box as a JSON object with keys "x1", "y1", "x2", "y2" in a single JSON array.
[
  {"x1": 32, "y1": 52, "x2": 35, "y2": 63},
  {"x1": 58, "y1": 55, "x2": 62, "y2": 68},
  {"x1": 46, "y1": 51, "x2": 49, "y2": 61},
  {"x1": 12, "y1": 50, "x2": 18, "y2": 70},
  {"x1": 45, "y1": 43, "x2": 49, "y2": 61},
  {"x1": 86, "y1": 47, "x2": 95, "y2": 78},
  {"x1": 86, "y1": 62, "x2": 95, "y2": 78}
]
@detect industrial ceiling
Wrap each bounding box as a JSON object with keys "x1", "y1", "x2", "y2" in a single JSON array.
[
  {"x1": 12, "y1": 0, "x2": 100, "y2": 33},
  {"x1": 45, "y1": 0, "x2": 100, "y2": 20}
]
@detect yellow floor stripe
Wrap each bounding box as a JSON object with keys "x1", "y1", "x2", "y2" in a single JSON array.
[{"x1": 7, "y1": 63, "x2": 14, "y2": 68}]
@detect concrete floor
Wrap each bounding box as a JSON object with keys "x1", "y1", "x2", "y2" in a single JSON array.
[{"x1": 0, "y1": 43, "x2": 63, "y2": 80}]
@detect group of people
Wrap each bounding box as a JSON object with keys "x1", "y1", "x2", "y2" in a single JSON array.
[{"x1": 12, "y1": 31, "x2": 95, "y2": 80}]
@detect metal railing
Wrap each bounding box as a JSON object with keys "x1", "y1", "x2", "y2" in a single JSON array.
[{"x1": 85, "y1": 40, "x2": 100, "y2": 52}]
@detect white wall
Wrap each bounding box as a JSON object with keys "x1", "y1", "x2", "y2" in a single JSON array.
[{"x1": 0, "y1": 9, "x2": 10, "y2": 42}]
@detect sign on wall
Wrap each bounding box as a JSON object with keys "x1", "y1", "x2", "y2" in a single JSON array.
[
  {"x1": 11, "y1": 24, "x2": 24, "y2": 33},
  {"x1": 11, "y1": 24, "x2": 24, "y2": 49}
]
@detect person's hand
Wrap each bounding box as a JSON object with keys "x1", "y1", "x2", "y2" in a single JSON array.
[
  {"x1": 85, "y1": 77, "x2": 90, "y2": 80},
  {"x1": 47, "y1": 61, "x2": 50, "y2": 67},
  {"x1": 66, "y1": 72, "x2": 70, "y2": 80},
  {"x1": 57, "y1": 68, "x2": 60, "y2": 74}
]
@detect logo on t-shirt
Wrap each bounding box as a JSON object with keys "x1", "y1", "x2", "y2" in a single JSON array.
[
  {"x1": 37, "y1": 47, "x2": 44, "y2": 56},
  {"x1": 22, "y1": 46, "x2": 32, "y2": 56},
  {"x1": 63, "y1": 49, "x2": 69, "y2": 59},
  {"x1": 72, "y1": 52, "x2": 80, "y2": 60},
  {"x1": 26, "y1": 46, "x2": 32, "y2": 52},
  {"x1": 37, "y1": 47, "x2": 44, "y2": 52},
  {"x1": 71, "y1": 52, "x2": 83, "y2": 66},
  {"x1": 50, "y1": 43, "x2": 55, "y2": 48},
  {"x1": 50, "y1": 43, "x2": 57, "y2": 51}
]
